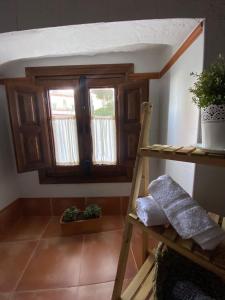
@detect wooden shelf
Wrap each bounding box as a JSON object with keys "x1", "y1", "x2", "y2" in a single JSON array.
[
  {"x1": 112, "y1": 105, "x2": 225, "y2": 300},
  {"x1": 140, "y1": 144, "x2": 225, "y2": 167},
  {"x1": 121, "y1": 255, "x2": 155, "y2": 300},
  {"x1": 128, "y1": 212, "x2": 225, "y2": 280}
]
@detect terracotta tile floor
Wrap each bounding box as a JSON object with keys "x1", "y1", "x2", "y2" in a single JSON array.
[{"x1": 0, "y1": 216, "x2": 137, "y2": 299}]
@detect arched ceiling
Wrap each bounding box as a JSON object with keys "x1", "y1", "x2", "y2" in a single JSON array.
[{"x1": 0, "y1": 18, "x2": 202, "y2": 67}]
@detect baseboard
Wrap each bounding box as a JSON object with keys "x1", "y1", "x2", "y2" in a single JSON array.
[{"x1": 0, "y1": 196, "x2": 129, "y2": 234}]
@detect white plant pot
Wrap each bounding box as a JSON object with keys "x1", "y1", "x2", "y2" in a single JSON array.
[{"x1": 201, "y1": 104, "x2": 225, "y2": 149}]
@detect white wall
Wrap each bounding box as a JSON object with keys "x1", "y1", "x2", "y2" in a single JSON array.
[
  {"x1": 194, "y1": 165, "x2": 225, "y2": 215},
  {"x1": 158, "y1": 32, "x2": 204, "y2": 195},
  {"x1": 0, "y1": 47, "x2": 166, "y2": 76},
  {"x1": 0, "y1": 49, "x2": 162, "y2": 200},
  {"x1": 0, "y1": 86, "x2": 20, "y2": 209}
]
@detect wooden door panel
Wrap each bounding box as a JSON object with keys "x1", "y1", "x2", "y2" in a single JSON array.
[
  {"x1": 22, "y1": 134, "x2": 42, "y2": 162},
  {"x1": 127, "y1": 132, "x2": 139, "y2": 159},
  {"x1": 6, "y1": 79, "x2": 52, "y2": 172},
  {"x1": 126, "y1": 89, "x2": 141, "y2": 121},
  {"x1": 17, "y1": 92, "x2": 39, "y2": 126},
  {"x1": 118, "y1": 80, "x2": 149, "y2": 178}
]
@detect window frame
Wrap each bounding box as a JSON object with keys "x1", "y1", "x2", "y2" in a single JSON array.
[
  {"x1": 40, "y1": 78, "x2": 83, "y2": 176},
  {"x1": 85, "y1": 77, "x2": 122, "y2": 166},
  {"x1": 88, "y1": 86, "x2": 117, "y2": 165},
  {"x1": 24, "y1": 64, "x2": 147, "y2": 184}
]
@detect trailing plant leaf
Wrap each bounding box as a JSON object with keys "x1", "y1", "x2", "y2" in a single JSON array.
[
  {"x1": 190, "y1": 54, "x2": 225, "y2": 108},
  {"x1": 83, "y1": 204, "x2": 102, "y2": 219},
  {"x1": 62, "y1": 206, "x2": 80, "y2": 222}
]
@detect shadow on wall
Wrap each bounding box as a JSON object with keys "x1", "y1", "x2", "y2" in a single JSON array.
[
  {"x1": 0, "y1": 85, "x2": 19, "y2": 208},
  {"x1": 157, "y1": 71, "x2": 171, "y2": 176},
  {"x1": 194, "y1": 165, "x2": 225, "y2": 216},
  {"x1": 148, "y1": 79, "x2": 162, "y2": 182}
]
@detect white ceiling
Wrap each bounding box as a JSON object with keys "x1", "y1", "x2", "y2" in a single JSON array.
[{"x1": 0, "y1": 18, "x2": 202, "y2": 67}]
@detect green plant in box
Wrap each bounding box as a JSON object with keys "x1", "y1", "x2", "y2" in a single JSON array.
[
  {"x1": 62, "y1": 206, "x2": 79, "y2": 222},
  {"x1": 60, "y1": 204, "x2": 103, "y2": 236},
  {"x1": 84, "y1": 204, "x2": 102, "y2": 219}
]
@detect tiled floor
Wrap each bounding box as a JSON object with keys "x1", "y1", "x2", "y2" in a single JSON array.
[{"x1": 0, "y1": 215, "x2": 138, "y2": 300}]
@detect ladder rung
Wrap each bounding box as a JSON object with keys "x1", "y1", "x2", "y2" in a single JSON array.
[
  {"x1": 127, "y1": 214, "x2": 225, "y2": 280},
  {"x1": 208, "y1": 212, "x2": 220, "y2": 224},
  {"x1": 176, "y1": 146, "x2": 196, "y2": 154},
  {"x1": 132, "y1": 265, "x2": 155, "y2": 300},
  {"x1": 121, "y1": 255, "x2": 155, "y2": 300},
  {"x1": 140, "y1": 144, "x2": 225, "y2": 167}
]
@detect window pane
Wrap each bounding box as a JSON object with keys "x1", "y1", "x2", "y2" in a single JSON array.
[
  {"x1": 89, "y1": 88, "x2": 117, "y2": 165},
  {"x1": 49, "y1": 89, "x2": 79, "y2": 166}
]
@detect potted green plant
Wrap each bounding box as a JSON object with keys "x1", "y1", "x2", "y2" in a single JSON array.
[
  {"x1": 62, "y1": 206, "x2": 80, "y2": 222},
  {"x1": 190, "y1": 55, "x2": 225, "y2": 149},
  {"x1": 60, "y1": 204, "x2": 102, "y2": 236},
  {"x1": 83, "y1": 204, "x2": 102, "y2": 219}
]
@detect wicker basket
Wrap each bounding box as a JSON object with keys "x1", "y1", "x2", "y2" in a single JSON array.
[
  {"x1": 152, "y1": 243, "x2": 164, "y2": 300},
  {"x1": 152, "y1": 243, "x2": 225, "y2": 300}
]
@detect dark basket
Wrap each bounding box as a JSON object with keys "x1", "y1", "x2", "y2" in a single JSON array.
[{"x1": 153, "y1": 243, "x2": 225, "y2": 300}]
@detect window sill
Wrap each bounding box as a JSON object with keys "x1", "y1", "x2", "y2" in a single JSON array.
[{"x1": 38, "y1": 168, "x2": 132, "y2": 184}]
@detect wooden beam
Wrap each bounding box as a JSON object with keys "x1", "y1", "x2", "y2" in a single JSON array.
[
  {"x1": 25, "y1": 63, "x2": 134, "y2": 78},
  {"x1": 0, "y1": 77, "x2": 29, "y2": 85},
  {"x1": 160, "y1": 22, "x2": 203, "y2": 78},
  {"x1": 128, "y1": 72, "x2": 160, "y2": 80}
]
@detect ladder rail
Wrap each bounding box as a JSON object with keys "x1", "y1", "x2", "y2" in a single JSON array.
[
  {"x1": 112, "y1": 102, "x2": 152, "y2": 300},
  {"x1": 128, "y1": 102, "x2": 152, "y2": 213}
]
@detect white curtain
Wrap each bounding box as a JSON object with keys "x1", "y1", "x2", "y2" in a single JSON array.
[
  {"x1": 91, "y1": 117, "x2": 117, "y2": 165},
  {"x1": 51, "y1": 117, "x2": 79, "y2": 166}
]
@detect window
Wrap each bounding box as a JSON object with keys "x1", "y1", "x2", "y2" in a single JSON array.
[
  {"x1": 6, "y1": 64, "x2": 149, "y2": 183},
  {"x1": 49, "y1": 89, "x2": 79, "y2": 166},
  {"x1": 89, "y1": 88, "x2": 117, "y2": 165}
]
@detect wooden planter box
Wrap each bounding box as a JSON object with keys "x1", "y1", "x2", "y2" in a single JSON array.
[{"x1": 60, "y1": 214, "x2": 103, "y2": 236}]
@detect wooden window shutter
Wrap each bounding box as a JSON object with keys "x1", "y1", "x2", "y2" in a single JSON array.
[
  {"x1": 6, "y1": 79, "x2": 52, "y2": 173},
  {"x1": 118, "y1": 80, "x2": 149, "y2": 179}
]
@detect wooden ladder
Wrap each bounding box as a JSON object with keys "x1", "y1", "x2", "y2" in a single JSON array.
[
  {"x1": 112, "y1": 102, "x2": 225, "y2": 300},
  {"x1": 112, "y1": 102, "x2": 153, "y2": 300}
]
